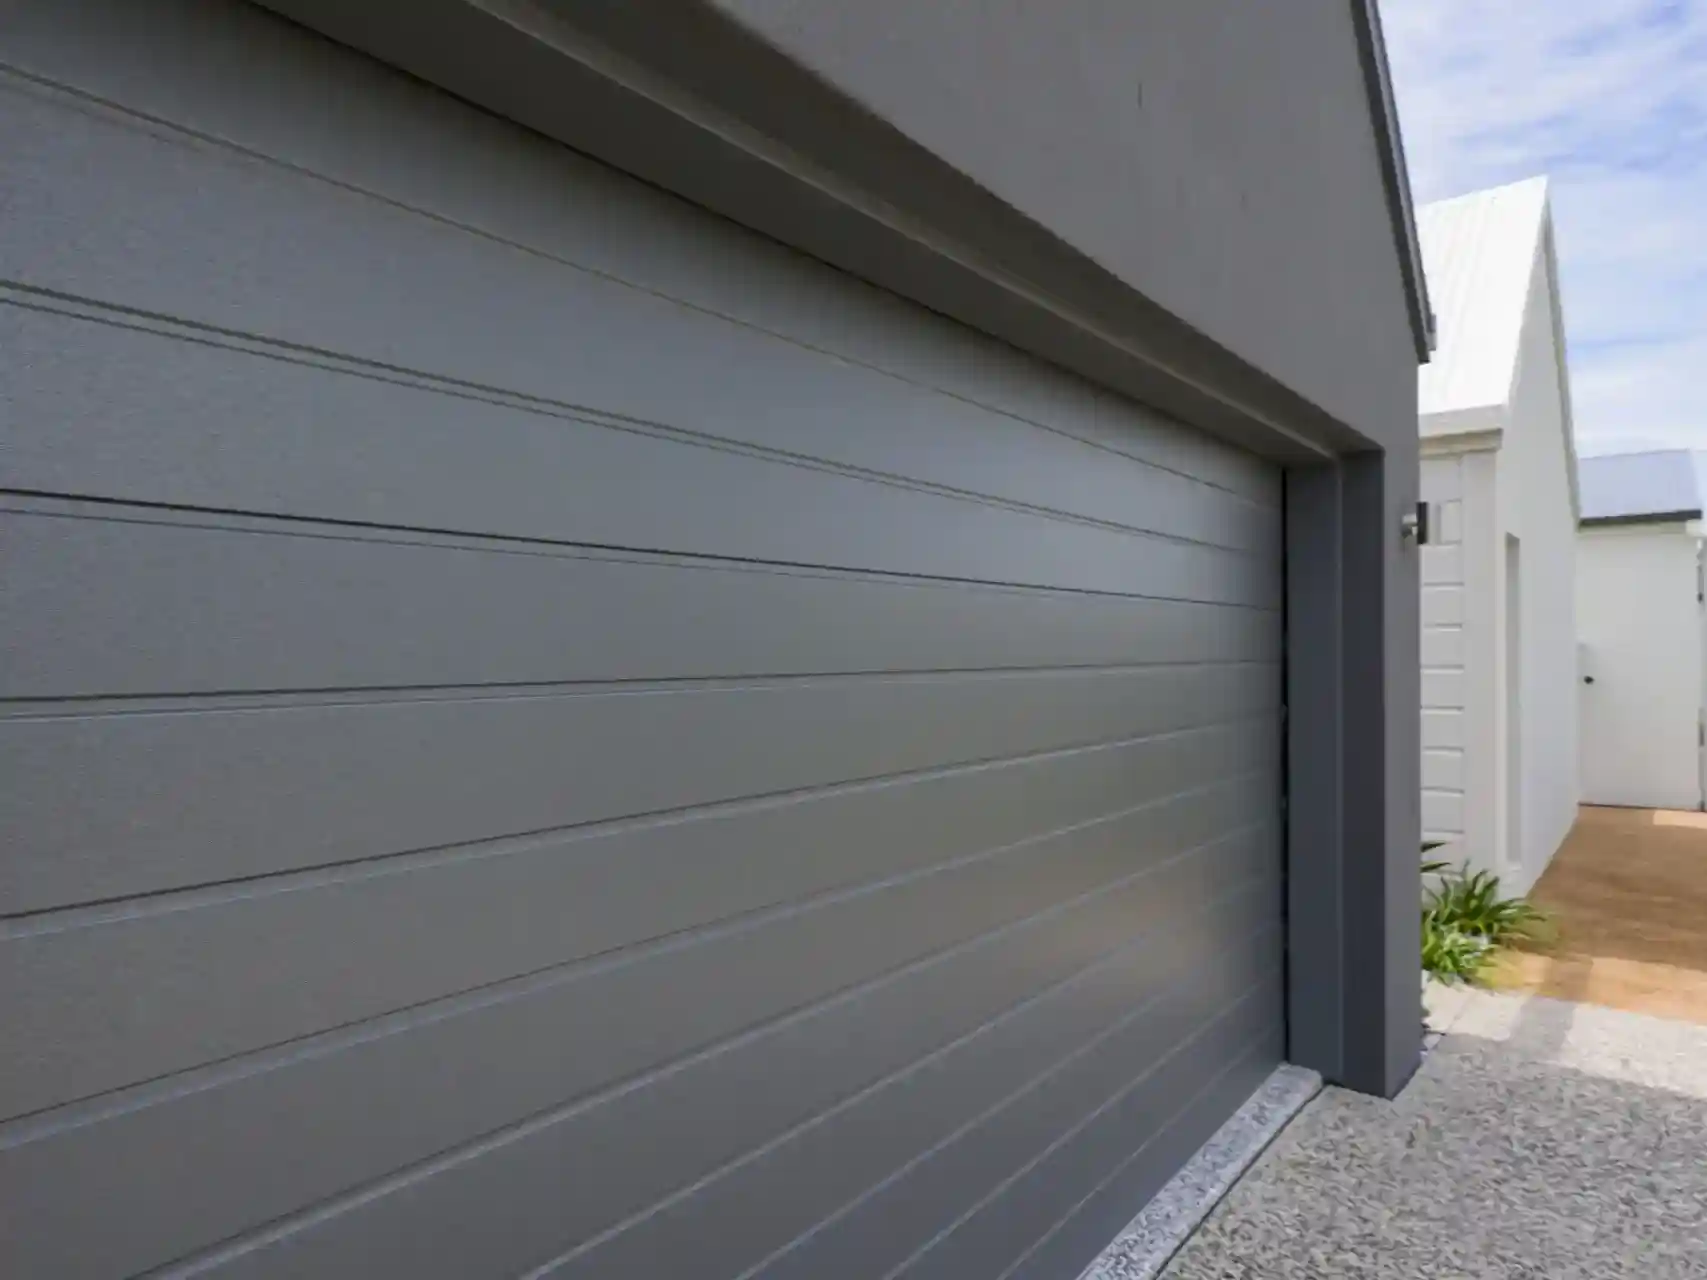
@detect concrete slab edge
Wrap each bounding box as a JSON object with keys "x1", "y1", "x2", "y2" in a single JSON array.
[{"x1": 1077, "y1": 1062, "x2": 1324, "y2": 1280}]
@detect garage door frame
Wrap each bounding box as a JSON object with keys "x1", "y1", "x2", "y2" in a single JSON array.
[{"x1": 249, "y1": 0, "x2": 1418, "y2": 1100}]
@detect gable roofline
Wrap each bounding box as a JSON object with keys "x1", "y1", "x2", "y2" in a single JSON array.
[
  {"x1": 1350, "y1": 0, "x2": 1437, "y2": 361},
  {"x1": 1537, "y1": 216, "x2": 1582, "y2": 523}
]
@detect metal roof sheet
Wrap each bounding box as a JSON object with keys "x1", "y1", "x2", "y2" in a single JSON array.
[
  {"x1": 1577, "y1": 450, "x2": 1702, "y2": 524},
  {"x1": 1416, "y1": 177, "x2": 1550, "y2": 421}
]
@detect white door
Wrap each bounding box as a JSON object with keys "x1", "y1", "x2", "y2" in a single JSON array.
[{"x1": 1577, "y1": 525, "x2": 1705, "y2": 810}]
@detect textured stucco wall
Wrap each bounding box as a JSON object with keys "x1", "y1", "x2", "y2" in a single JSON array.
[{"x1": 710, "y1": 0, "x2": 1420, "y2": 449}]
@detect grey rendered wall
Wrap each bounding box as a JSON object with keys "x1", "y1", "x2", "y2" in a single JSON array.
[
  {"x1": 0, "y1": 4, "x2": 1285, "y2": 1277},
  {"x1": 709, "y1": 0, "x2": 1424, "y2": 449},
  {"x1": 1282, "y1": 453, "x2": 1421, "y2": 1095}
]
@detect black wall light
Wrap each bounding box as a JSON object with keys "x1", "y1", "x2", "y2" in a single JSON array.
[{"x1": 1402, "y1": 501, "x2": 1430, "y2": 546}]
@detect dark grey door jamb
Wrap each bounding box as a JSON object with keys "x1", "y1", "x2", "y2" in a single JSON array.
[{"x1": 1285, "y1": 456, "x2": 1421, "y2": 1098}]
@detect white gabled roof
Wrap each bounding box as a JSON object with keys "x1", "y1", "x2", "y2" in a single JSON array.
[{"x1": 1416, "y1": 176, "x2": 1551, "y2": 428}]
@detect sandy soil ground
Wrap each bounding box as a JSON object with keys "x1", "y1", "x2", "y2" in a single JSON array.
[{"x1": 1489, "y1": 805, "x2": 1707, "y2": 1023}]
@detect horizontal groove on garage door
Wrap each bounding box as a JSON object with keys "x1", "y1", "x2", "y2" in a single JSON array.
[
  {"x1": 900, "y1": 1010, "x2": 1284, "y2": 1280},
  {"x1": 2, "y1": 722, "x2": 1277, "y2": 1114},
  {"x1": 181, "y1": 898, "x2": 1284, "y2": 1280},
  {"x1": 1, "y1": 387, "x2": 1276, "y2": 605},
  {"x1": 2, "y1": 299, "x2": 1281, "y2": 562},
  {"x1": 3, "y1": 501, "x2": 1280, "y2": 703},
  {"x1": 0, "y1": 7, "x2": 1286, "y2": 1279},
  {"x1": 3, "y1": 3, "x2": 1283, "y2": 515},
  {"x1": 0, "y1": 13, "x2": 1277, "y2": 513},
  {"x1": 0, "y1": 822, "x2": 1277, "y2": 1279},
  {"x1": 3, "y1": 662, "x2": 1279, "y2": 914},
  {"x1": 1, "y1": 85, "x2": 1280, "y2": 548},
  {"x1": 539, "y1": 901, "x2": 1282, "y2": 1280},
  {"x1": 1002, "y1": 1027, "x2": 1282, "y2": 1280},
  {"x1": 2, "y1": 775, "x2": 1266, "y2": 1122}
]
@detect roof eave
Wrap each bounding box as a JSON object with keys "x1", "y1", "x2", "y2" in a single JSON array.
[
  {"x1": 1419, "y1": 403, "x2": 1507, "y2": 442},
  {"x1": 1580, "y1": 509, "x2": 1704, "y2": 529}
]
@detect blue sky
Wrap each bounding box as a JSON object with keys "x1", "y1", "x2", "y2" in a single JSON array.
[{"x1": 1381, "y1": 0, "x2": 1707, "y2": 456}]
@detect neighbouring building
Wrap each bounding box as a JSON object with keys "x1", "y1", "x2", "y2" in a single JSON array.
[
  {"x1": 1415, "y1": 177, "x2": 1582, "y2": 895},
  {"x1": 0, "y1": 3, "x2": 1431, "y2": 1276},
  {"x1": 1577, "y1": 450, "x2": 1706, "y2": 812}
]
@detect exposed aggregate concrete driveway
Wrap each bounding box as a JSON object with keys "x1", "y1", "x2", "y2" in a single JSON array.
[{"x1": 1160, "y1": 988, "x2": 1707, "y2": 1279}]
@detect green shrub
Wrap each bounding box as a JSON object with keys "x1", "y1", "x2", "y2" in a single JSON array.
[{"x1": 1421, "y1": 860, "x2": 1548, "y2": 985}]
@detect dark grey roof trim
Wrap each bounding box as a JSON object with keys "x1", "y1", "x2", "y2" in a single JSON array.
[
  {"x1": 1349, "y1": 0, "x2": 1437, "y2": 361},
  {"x1": 1579, "y1": 510, "x2": 1703, "y2": 528}
]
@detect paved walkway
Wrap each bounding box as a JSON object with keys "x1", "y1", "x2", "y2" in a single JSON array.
[
  {"x1": 1159, "y1": 989, "x2": 1707, "y2": 1279},
  {"x1": 1492, "y1": 805, "x2": 1707, "y2": 1023}
]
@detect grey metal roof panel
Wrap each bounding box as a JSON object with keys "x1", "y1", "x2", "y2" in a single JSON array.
[{"x1": 1577, "y1": 450, "x2": 1702, "y2": 523}]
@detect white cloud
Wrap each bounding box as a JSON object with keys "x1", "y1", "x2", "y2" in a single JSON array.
[{"x1": 1381, "y1": 0, "x2": 1707, "y2": 452}]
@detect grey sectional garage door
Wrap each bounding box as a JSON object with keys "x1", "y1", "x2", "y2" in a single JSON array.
[{"x1": 0, "y1": 4, "x2": 1285, "y2": 1277}]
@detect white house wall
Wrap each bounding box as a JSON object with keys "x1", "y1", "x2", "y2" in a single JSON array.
[
  {"x1": 1418, "y1": 226, "x2": 1579, "y2": 895},
  {"x1": 1498, "y1": 237, "x2": 1580, "y2": 893},
  {"x1": 1578, "y1": 524, "x2": 1703, "y2": 811}
]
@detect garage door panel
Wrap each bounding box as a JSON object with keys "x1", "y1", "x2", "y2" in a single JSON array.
[
  {"x1": 7, "y1": 772, "x2": 1269, "y2": 1125},
  {"x1": 8, "y1": 481, "x2": 1273, "y2": 698},
  {"x1": 5, "y1": 664, "x2": 1279, "y2": 913},
  {"x1": 895, "y1": 982, "x2": 1282, "y2": 1280},
  {"x1": 0, "y1": 0, "x2": 1281, "y2": 513},
  {"x1": 570, "y1": 877, "x2": 1279, "y2": 1280},
  {"x1": 755, "y1": 963, "x2": 1279, "y2": 1280},
  {"x1": 5, "y1": 506, "x2": 1278, "y2": 701},
  {"x1": 1002, "y1": 1022, "x2": 1283, "y2": 1280},
  {"x1": 3, "y1": 298, "x2": 1281, "y2": 561},
  {"x1": 4, "y1": 87, "x2": 1277, "y2": 563},
  {"x1": 0, "y1": 807, "x2": 1272, "y2": 1279},
  {"x1": 148, "y1": 850, "x2": 1278, "y2": 1280},
  {"x1": 1, "y1": 4, "x2": 1286, "y2": 1274},
  {"x1": 3, "y1": 723, "x2": 1277, "y2": 1117}
]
